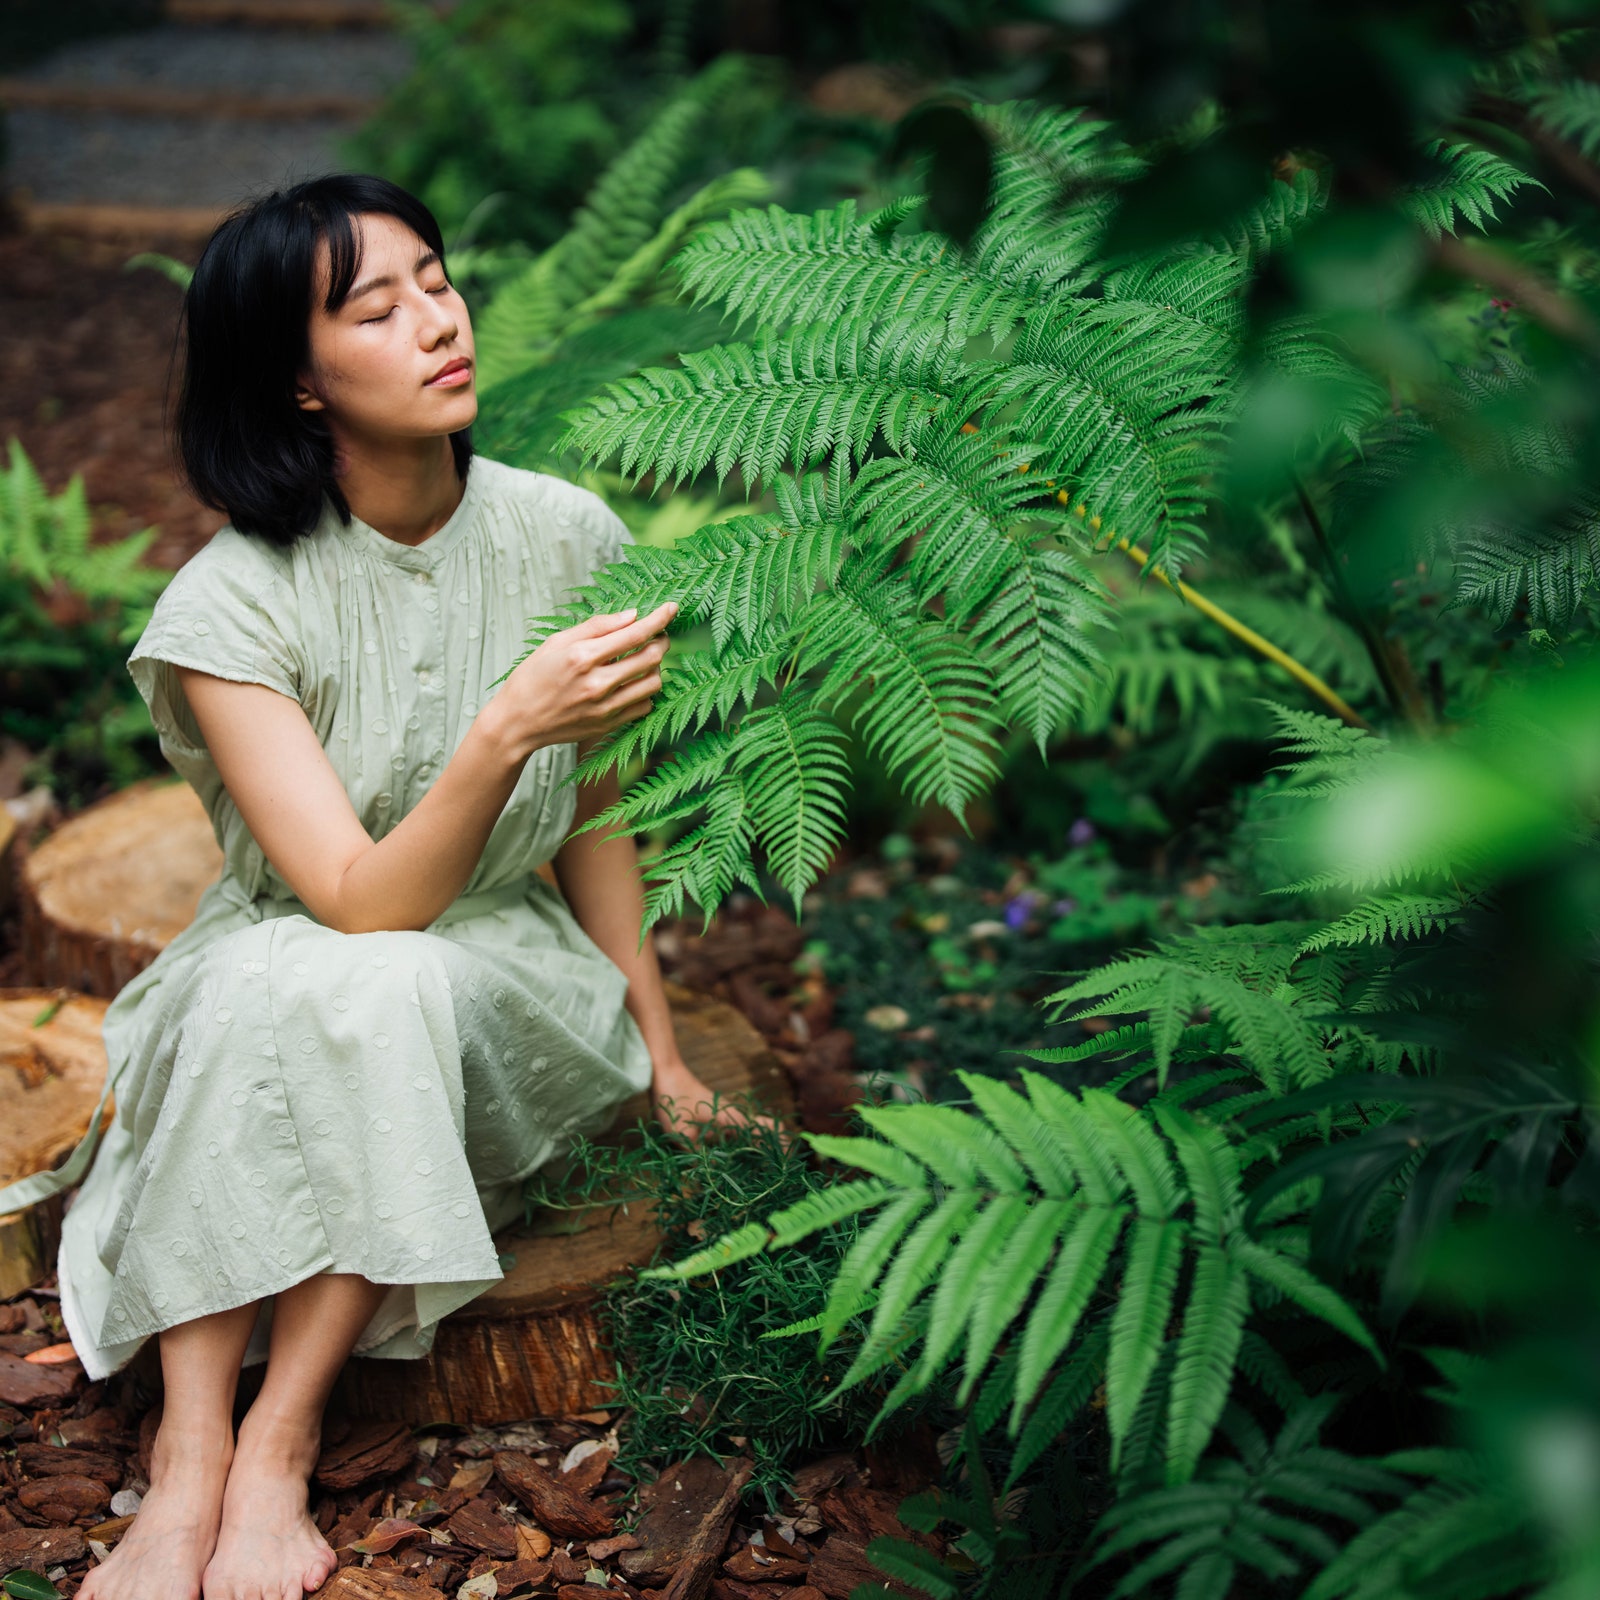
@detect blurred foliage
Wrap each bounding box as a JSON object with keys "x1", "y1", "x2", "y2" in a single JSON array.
[{"x1": 0, "y1": 440, "x2": 166, "y2": 806}]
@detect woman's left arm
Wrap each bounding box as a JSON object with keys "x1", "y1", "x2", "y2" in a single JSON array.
[{"x1": 552, "y1": 749, "x2": 776, "y2": 1139}]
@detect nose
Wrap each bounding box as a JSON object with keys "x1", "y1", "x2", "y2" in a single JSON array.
[{"x1": 420, "y1": 288, "x2": 459, "y2": 347}]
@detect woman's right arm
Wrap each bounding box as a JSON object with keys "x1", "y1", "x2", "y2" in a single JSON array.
[{"x1": 176, "y1": 601, "x2": 675, "y2": 934}]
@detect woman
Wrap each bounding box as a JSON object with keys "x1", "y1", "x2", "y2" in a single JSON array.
[{"x1": 4, "y1": 174, "x2": 769, "y2": 1600}]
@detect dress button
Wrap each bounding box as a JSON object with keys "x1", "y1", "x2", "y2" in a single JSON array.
[{"x1": 418, "y1": 669, "x2": 431, "y2": 686}]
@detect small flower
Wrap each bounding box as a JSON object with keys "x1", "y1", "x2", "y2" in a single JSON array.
[
  {"x1": 1052, "y1": 898, "x2": 1077, "y2": 918},
  {"x1": 1069, "y1": 818, "x2": 1096, "y2": 847},
  {"x1": 1004, "y1": 891, "x2": 1041, "y2": 931}
]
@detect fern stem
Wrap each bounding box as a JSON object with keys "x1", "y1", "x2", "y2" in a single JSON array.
[{"x1": 1113, "y1": 540, "x2": 1371, "y2": 730}]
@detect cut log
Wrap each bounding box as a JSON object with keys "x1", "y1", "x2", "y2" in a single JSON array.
[
  {"x1": 0, "y1": 991, "x2": 115, "y2": 1300},
  {"x1": 19, "y1": 779, "x2": 222, "y2": 997}
]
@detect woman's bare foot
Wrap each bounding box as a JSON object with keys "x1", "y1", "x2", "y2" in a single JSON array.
[
  {"x1": 200, "y1": 1411, "x2": 335, "y2": 1600},
  {"x1": 78, "y1": 1419, "x2": 232, "y2": 1600},
  {"x1": 651, "y1": 1061, "x2": 788, "y2": 1146}
]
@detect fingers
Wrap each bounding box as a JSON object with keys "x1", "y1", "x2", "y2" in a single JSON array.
[
  {"x1": 580, "y1": 601, "x2": 679, "y2": 660},
  {"x1": 590, "y1": 636, "x2": 669, "y2": 696}
]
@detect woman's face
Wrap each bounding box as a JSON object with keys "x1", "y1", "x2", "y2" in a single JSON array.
[{"x1": 294, "y1": 210, "x2": 477, "y2": 448}]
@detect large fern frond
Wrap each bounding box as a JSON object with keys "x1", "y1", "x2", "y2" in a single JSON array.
[{"x1": 645, "y1": 1068, "x2": 1378, "y2": 1472}]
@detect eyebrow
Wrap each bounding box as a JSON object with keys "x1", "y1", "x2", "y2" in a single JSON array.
[{"x1": 346, "y1": 249, "x2": 442, "y2": 304}]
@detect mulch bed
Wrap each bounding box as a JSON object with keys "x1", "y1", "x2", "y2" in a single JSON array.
[
  {"x1": 0, "y1": 221, "x2": 222, "y2": 570},
  {"x1": 0, "y1": 1279, "x2": 941, "y2": 1598}
]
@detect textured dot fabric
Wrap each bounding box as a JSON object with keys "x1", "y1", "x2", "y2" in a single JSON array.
[{"x1": 45, "y1": 457, "x2": 655, "y2": 1379}]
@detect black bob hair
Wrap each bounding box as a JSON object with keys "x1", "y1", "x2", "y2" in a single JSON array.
[{"x1": 175, "y1": 173, "x2": 473, "y2": 548}]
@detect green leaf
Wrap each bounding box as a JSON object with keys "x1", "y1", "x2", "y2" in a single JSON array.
[
  {"x1": 2, "y1": 1572, "x2": 64, "y2": 1600},
  {"x1": 639, "y1": 1220, "x2": 769, "y2": 1280},
  {"x1": 1232, "y1": 1237, "x2": 1384, "y2": 1366},
  {"x1": 1009, "y1": 1202, "x2": 1128, "y2": 1420},
  {"x1": 1164, "y1": 1245, "x2": 1249, "y2": 1484},
  {"x1": 1107, "y1": 1216, "x2": 1188, "y2": 1465}
]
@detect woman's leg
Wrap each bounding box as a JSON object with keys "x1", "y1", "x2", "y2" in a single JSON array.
[
  {"x1": 78, "y1": 1301, "x2": 258, "y2": 1600},
  {"x1": 202, "y1": 1271, "x2": 387, "y2": 1600}
]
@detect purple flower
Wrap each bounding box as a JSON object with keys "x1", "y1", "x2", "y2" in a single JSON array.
[
  {"x1": 1004, "y1": 891, "x2": 1040, "y2": 930},
  {"x1": 1069, "y1": 818, "x2": 1096, "y2": 847},
  {"x1": 1053, "y1": 898, "x2": 1077, "y2": 918}
]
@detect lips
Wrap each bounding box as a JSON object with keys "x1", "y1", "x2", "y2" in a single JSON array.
[{"x1": 426, "y1": 357, "x2": 471, "y2": 385}]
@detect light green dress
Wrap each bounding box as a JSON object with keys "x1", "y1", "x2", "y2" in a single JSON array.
[{"x1": 1, "y1": 456, "x2": 654, "y2": 1380}]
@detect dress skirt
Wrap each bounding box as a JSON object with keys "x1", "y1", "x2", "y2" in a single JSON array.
[{"x1": 51, "y1": 872, "x2": 654, "y2": 1380}]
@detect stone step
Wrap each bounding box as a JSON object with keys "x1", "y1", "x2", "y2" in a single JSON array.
[
  {"x1": 7, "y1": 106, "x2": 360, "y2": 209},
  {"x1": 4, "y1": 22, "x2": 410, "y2": 101},
  {"x1": 164, "y1": 0, "x2": 447, "y2": 26},
  {"x1": 1, "y1": 20, "x2": 414, "y2": 230},
  {"x1": 0, "y1": 81, "x2": 377, "y2": 120}
]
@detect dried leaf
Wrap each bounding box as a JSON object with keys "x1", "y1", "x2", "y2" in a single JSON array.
[
  {"x1": 514, "y1": 1525, "x2": 551, "y2": 1561},
  {"x1": 448, "y1": 1460, "x2": 494, "y2": 1496},
  {"x1": 20, "y1": 1346, "x2": 77, "y2": 1368},
  {"x1": 349, "y1": 1518, "x2": 428, "y2": 1556}
]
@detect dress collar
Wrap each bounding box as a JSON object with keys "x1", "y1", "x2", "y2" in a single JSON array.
[{"x1": 331, "y1": 460, "x2": 480, "y2": 571}]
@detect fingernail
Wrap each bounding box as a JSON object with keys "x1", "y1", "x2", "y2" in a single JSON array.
[{"x1": 622, "y1": 608, "x2": 638, "y2": 621}]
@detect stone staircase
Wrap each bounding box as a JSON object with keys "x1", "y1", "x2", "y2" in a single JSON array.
[{"x1": 0, "y1": 0, "x2": 430, "y2": 242}]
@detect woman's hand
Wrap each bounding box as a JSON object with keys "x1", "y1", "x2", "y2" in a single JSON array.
[
  {"x1": 650, "y1": 1056, "x2": 789, "y2": 1148},
  {"x1": 489, "y1": 602, "x2": 676, "y2": 759}
]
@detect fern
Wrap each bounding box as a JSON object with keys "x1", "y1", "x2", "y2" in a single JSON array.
[
  {"x1": 1400, "y1": 141, "x2": 1536, "y2": 239},
  {"x1": 644, "y1": 1069, "x2": 1379, "y2": 1477},
  {"x1": 473, "y1": 56, "x2": 760, "y2": 389},
  {"x1": 1086, "y1": 1400, "x2": 1406, "y2": 1599},
  {"x1": 0, "y1": 438, "x2": 167, "y2": 643},
  {"x1": 1297, "y1": 893, "x2": 1464, "y2": 953},
  {"x1": 530, "y1": 91, "x2": 1540, "y2": 925}
]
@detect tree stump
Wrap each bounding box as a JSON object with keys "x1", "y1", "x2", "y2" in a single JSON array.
[
  {"x1": 0, "y1": 992, "x2": 116, "y2": 1300},
  {"x1": 18, "y1": 780, "x2": 222, "y2": 997}
]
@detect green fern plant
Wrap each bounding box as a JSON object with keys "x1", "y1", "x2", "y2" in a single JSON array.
[
  {"x1": 0, "y1": 438, "x2": 167, "y2": 638},
  {"x1": 644, "y1": 1067, "x2": 1381, "y2": 1487},
  {"x1": 521, "y1": 99, "x2": 1533, "y2": 929}
]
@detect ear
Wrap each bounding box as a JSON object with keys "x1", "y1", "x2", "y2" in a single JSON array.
[{"x1": 294, "y1": 375, "x2": 326, "y2": 413}]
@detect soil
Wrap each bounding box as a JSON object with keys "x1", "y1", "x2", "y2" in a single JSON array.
[{"x1": 0, "y1": 222, "x2": 223, "y2": 570}]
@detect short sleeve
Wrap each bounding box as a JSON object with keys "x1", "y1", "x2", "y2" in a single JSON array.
[{"x1": 127, "y1": 529, "x2": 302, "y2": 776}]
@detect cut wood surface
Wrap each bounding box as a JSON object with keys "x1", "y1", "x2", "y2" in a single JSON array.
[
  {"x1": 0, "y1": 991, "x2": 114, "y2": 1301},
  {"x1": 19, "y1": 779, "x2": 222, "y2": 997}
]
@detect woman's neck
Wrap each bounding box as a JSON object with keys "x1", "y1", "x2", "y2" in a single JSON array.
[{"x1": 334, "y1": 431, "x2": 464, "y2": 547}]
